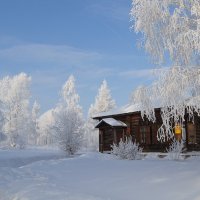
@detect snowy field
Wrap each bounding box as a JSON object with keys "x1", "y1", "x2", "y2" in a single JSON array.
[{"x1": 0, "y1": 149, "x2": 200, "y2": 200}]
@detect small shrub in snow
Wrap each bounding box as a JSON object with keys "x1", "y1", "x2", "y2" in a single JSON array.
[
  {"x1": 166, "y1": 138, "x2": 184, "y2": 160},
  {"x1": 111, "y1": 137, "x2": 143, "y2": 160}
]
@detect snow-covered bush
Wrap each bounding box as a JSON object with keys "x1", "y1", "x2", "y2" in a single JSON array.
[
  {"x1": 166, "y1": 138, "x2": 184, "y2": 160},
  {"x1": 111, "y1": 137, "x2": 143, "y2": 160},
  {"x1": 53, "y1": 107, "x2": 83, "y2": 155}
]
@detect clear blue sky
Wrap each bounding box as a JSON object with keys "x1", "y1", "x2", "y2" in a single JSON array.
[{"x1": 0, "y1": 0, "x2": 155, "y2": 116}]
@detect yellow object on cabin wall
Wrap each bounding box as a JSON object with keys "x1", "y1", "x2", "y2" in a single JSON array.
[{"x1": 174, "y1": 125, "x2": 182, "y2": 135}]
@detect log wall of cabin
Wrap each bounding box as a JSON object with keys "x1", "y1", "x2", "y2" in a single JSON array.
[
  {"x1": 99, "y1": 124, "x2": 126, "y2": 152},
  {"x1": 186, "y1": 115, "x2": 200, "y2": 150},
  {"x1": 96, "y1": 109, "x2": 200, "y2": 151},
  {"x1": 195, "y1": 116, "x2": 200, "y2": 145},
  {"x1": 98, "y1": 123, "x2": 113, "y2": 151},
  {"x1": 97, "y1": 109, "x2": 200, "y2": 152},
  {"x1": 104, "y1": 110, "x2": 168, "y2": 151}
]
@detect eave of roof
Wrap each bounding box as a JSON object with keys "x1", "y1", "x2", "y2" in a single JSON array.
[
  {"x1": 92, "y1": 104, "x2": 161, "y2": 120},
  {"x1": 95, "y1": 118, "x2": 127, "y2": 128},
  {"x1": 93, "y1": 104, "x2": 141, "y2": 119}
]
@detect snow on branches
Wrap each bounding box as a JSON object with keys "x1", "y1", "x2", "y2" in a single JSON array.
[
  {"x1": 131, "y1": 1, "x2": 200, "y2": 142},
  {"x1": 89, "y1": 80, "x2": 115, "y2": 116},
  {"x1": 131, "y1": 85, "x2": 155, "y2": 123},
  {"x1": 85, "y1": 80, "x2": 116, "y2": 151},
  {"x1": 167, "y1": 138, "x2": 184, "y2": 160},
  {"x1": 111, "y1": 137, "x2": 143, "y2": 160},
  {"x1": 0, "y1": 73, "x2": 32, "y2": 148},
  {"x1": 131, "y1": 0, "x2": 200, "y2": 66},
  {"x1": 53, "y1": 75, "x2": 84, "y2": 155},
  {"x1": 132, "y1": 66, "x2": 200, "y2": 142}
]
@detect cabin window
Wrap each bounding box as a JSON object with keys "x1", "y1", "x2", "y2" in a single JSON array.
[
  {"x1": 187, "y1": 123, "x2": 196, "y2": 144},
  {"x1": 131, "y1": 126, "x2": 137, "y2": 141},
  {"x1": 131, "y1": 127, "x2": 136, "y2": 137},
  {"x1": 140, "y1": 126, "x2": 147, "y2": 143}
]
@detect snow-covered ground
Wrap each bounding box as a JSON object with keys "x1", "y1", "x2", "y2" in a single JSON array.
[{"x1": 0, "y1": 149, "x2": 200, "y2": 200}]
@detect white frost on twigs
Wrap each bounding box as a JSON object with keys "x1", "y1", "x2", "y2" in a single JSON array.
[
  {"x1": 132, "y1": 66, "x2": 200, "y2": 142},
  {"x1": 85, "y1": 80, "x2": 115, "y2": 151},
  {"x1": 167, "y1": 138, "x2": 185, "y2": 160},
  {"x1": 131, "y1": 0, "x2": 200, "y2": 66},
  {"x1": 111, "y1": 137, "x2": 143, "y2": 160}
]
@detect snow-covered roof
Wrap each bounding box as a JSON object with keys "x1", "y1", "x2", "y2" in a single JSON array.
[
  {"x1": 93, "y1": 103, "x2": 142, "y2": 119},
  {"x1": 95, "y1": 118, "x2": 127, "y2": 128}
]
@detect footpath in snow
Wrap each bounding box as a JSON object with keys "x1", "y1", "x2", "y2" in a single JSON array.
[{"x1": 0, "y1": 149, "x2": 200, "y2": 200}]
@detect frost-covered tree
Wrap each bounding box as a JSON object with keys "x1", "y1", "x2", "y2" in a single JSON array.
[
  {"x1": 29, "y1": 101, "x2": 40, "y2": 145},
  {"x1": 130, "y1": 1, "x2": 200, "y2": 142},
  {"x1": 53, "y1": 75, "x2": 84, "y2": 154},
  {"x1": 89, "y1": 80, "x2": 115, "y2": 115},
  {"x1": 37, "y1": 109, "x2": 55, "y2": 146},
  {"x1": 85, "y1": 80, "x2": 115, "y2": 150},
  {"x1": 0, "y1": 73, "x2": 32, "y2": 148},
  {"x1": 135, "y1": 67, "x2": 200, "y2": 142},
  {"x1": 32, "y1": 101, "x2": 40, "y2": 125},
  {"x1": 131, "y1": 0, "x2": 200, "y2": 66},
  {"x1": 0, "y1": 101, "x2": 5, "y2": 142}
]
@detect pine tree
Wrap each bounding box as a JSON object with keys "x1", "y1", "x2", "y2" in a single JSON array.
[
  {"x1": 85, "y1": 80, "x2": 115, "y2": 151},
  {"x1": 89, "y1": 80, "x2": 115, "y2": 116}
]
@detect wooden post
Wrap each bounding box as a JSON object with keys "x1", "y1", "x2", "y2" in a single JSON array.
[
  {"x1": 99, "y1": 130, "x2": 103, "y2": 153},
  {"x1": 150, "y1": 126, "x2": 153, "y2": 145},
  {"x1": 184, "y1": 110, "x2": 188, "y2": 150},
  {"x1": 122, "y1": 129, "x2": 125, "y2": 142},
  {"x1": 113, "y1": 128, "x2": 117, "y2": 144}
]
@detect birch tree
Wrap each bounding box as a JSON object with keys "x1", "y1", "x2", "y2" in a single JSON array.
[
  {"x1": 0, "y1": 73, "x2": 32, "y2": 148},
  {"x1": 131, "y1": 0, "x2": 200, "y2": 66},
  {"x1": 130, "y1": 0, "x2": 200, "y2": 141},
  {"x1": 53, "y1": 75, "x2": 84, "y2": 154}
]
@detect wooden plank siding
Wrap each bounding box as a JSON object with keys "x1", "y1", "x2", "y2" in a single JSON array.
[
  {"x1": 187, "y1": 114, "x2": 200, "y2": 151},
  {"x1": 94, "y1": 109, "x2": 200, "y2": 152}
]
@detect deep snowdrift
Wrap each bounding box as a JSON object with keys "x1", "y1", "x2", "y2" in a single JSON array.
[{"x1": 0, "y1": 149, "x2": 200, "y2": 200}]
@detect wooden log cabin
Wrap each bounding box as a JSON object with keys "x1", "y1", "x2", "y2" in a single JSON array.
[{"x1": 93, "y1": 105, "x2": 200, "y2": 152}]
